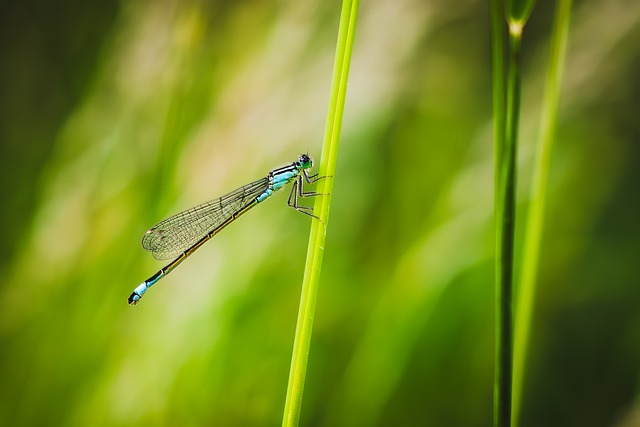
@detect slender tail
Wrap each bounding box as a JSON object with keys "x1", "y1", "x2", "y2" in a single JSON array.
[{"x1": 128, "y1": 270, "x2": 164, "y2": 305}]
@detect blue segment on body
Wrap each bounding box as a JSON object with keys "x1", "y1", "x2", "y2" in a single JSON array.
[
  {"x1": 129, "y1": 271, "x2": 164, "y2": 303},
  {"x1": 256, "y1": 189, "x2": 273, "y2": 203},
  {"x1": 256, "y1": 170, "x2": 297, "y2": 203},
  {"x1": 145, "y1": 271, "x2": 164, "y2": 289},
  {"x1": 272, "y1": 171, "x2": 296, "y2": 188},
  {"x1": 131, "y1": 282, "x2": 148, "y2": 299}
]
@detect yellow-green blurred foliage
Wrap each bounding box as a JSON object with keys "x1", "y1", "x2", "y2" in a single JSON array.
[{"x1": 1, "y1": 0, "x2": 639, "y2": 426}]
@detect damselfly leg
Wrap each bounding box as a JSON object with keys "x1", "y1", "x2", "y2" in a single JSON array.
[{"x1": 287, "y1": 171, "x2": 328, "y2": 218}]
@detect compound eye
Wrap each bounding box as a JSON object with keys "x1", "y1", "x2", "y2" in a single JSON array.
[{"x1": 299, "y1": 154, "x2": 312, "y2": 168}]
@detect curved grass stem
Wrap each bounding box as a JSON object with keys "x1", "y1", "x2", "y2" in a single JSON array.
[{"x1": 281, "y1": 1, "x2": 359, "y2": 425}]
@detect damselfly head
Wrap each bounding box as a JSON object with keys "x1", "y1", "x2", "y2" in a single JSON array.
[{"x1": 298, "y1": 154, "x2": 313, "y2": 169}]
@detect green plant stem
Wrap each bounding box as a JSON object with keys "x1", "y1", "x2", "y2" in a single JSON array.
[
  {"x1": 512, "y1": 0, "x2": 572, "y2": 425},
  {"x1": 281, "y1": 1, "x2": 359, "y2": 426},
  {"x1": 494, "y1": 21, "x2": 522, "y2": 427},
  {"x1": 490, "y1": 0, "x2": 506, "y2": 192}
]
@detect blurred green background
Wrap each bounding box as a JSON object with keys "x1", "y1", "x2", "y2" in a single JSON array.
[{"x1": 1, "y1": 0, "x2": 639, "y2": 426}]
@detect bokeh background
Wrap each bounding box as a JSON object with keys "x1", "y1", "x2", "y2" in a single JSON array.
[{"x1": 1, "y1": 0, "x2": 639, "y2": 425}]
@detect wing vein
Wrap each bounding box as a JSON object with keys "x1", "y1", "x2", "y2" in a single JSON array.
[{"x1": 142, "y1": 177, "x2": 270, "y2": 260}]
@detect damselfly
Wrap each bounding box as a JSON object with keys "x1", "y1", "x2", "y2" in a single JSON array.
[{"x1": 128, "y1": 154, "x2": 322, "y2": 305}]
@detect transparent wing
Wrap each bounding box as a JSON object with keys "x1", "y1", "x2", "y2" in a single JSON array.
[{"x1": 142, "y1": 177, "x2": 270, "y2": 260}]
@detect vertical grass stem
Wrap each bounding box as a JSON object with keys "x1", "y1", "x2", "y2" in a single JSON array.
[
  {"x1": 494, "y1": 21, "x2": 523, "y2": 427},
  {"x1": 282, "y1": 1, "x2": 359, "y2": 425},
  {"x1": 511, "y1": 0, "x2": 572, "y2": 424}
]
